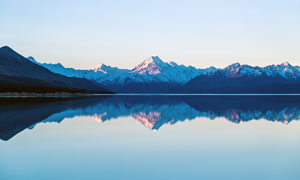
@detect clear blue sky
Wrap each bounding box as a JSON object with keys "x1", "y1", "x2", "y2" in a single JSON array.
[{"x1": 1, "y1": 0, "x2": 300, "y2": 69}]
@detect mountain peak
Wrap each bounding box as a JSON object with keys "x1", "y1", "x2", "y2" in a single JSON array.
[
  {"x1": 0, "y1": 46, "x2": 26, "y2": 62},
  {"x1": 94, "y1": 63, "x2": 105, "y2": 69},
  {"x1": 226, "y1": 62, "x2": 241, "y2": 69},
  {"x1": 0, "y1": 46, "x2": 14, "y2": 52},
  {"x1": 0, "y1": 46, "x2": 17, "y2": 55},
  {"x1": 93, "y1": 63, "x2": 108, "y2": 73},
  {"x1": 132, "y1": 56, "x2": 164, "y2": 75},
  {"x1": 280, "y1": 61, "x2": 291, "y2": 66},
  {"x1": 141, "y1": 56, "x2": 164, "y2": 66}
]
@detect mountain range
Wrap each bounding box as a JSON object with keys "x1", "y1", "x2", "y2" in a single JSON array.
[
  {"x1": 28, "y1": 55, "x2": 217, "y2": 93},
  {"x1": 1, "y1": 46, "x2": 300, "y2": 93},
  {"x1": 178, "y1": 62, "x2": 300, "y2": 93},
  {"x1": 29, "y1": 52, "x2": 300, "y2": 93}
]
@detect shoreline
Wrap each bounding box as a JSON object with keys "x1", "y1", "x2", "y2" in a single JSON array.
[
  {"x1": 1, "y1": 92, "x2": 300, "y2": 98},
  {"x1": 0, "y1": 92, "x2": 107, "y2": 98}
]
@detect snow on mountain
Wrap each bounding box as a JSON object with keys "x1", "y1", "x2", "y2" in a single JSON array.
[
  {"x1": 28, "y1": 56, "x2": 217, "y2": 85},
  {"x1": 129, "y1": 56, "x2": 217, "y2": 83},
  {"x1": 132, "y1": 56, "x2": 163, "y2": 75},
  {"x1": 271, "y1": 62, "x2": 300, "y2": 79},
  {"x1": 93, "y1": 63, "x2": 107, "y2": 73},
  {"x1": 28, "y1": 56, "x2": 130, "y2": 85},
  {"x1": 222, "y1": 61, "x2": 300, "y2": 79},
  {"x1": 27, "y1": 55, "x2": 300, "y2": 92}
]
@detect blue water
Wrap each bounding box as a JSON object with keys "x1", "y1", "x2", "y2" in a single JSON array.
[{"x1": 1, "y1": 95, "x2": 300, "y2": 180}]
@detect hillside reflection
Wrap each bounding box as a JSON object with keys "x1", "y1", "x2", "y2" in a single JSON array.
[{"x1": 1, "y1": 95, "x2": 300, "y2": 141}]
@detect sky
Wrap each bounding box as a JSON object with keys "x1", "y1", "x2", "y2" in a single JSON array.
[{"x1": 1, "y1": 0, "x2": 300, "y2": 69}]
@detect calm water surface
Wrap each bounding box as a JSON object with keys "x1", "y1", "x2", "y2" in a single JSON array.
[{"x1": 1, "y1": 95, "x2": 300, "y2": 180}]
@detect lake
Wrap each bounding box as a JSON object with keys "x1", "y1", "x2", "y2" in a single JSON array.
[{"x1": 1, "y1": 95, "x2": 300, "y2": 180}]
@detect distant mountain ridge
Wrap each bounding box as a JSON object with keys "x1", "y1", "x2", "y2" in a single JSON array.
[
  {"x1": 28, "y1": 54, "x2": 300, "y2": 93},
  {"x1": 0, "y1": 46, "x2": 110, "y2": 93},
  {"x1": 177, "y1": 62, "x2": 300, "y2": 93}
]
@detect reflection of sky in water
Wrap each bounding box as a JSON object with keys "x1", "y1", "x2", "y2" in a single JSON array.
[
  {"x1": 1, "y1": 96, "x2": 300, "y2": 180},
  {"x1": 1, "y1": 116, "x2": 300, "y2": 180}
]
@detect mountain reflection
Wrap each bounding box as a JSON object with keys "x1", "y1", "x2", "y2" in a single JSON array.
[{"x1": 1, "y1": 95, "x2": 300, "y2": 141}]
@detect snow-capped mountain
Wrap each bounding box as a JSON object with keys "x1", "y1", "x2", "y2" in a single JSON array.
[
  {"x1": 177, "y1": 62, "x2": 300, "y2": 93},
  {"x1": 130, "y1": 56, "x2": 216, "y2": 83},
  {"x1": 28, "y1": 56, "x2": 217, "y2": 89},
  {"x1": 223, "y1": 62, "x2": 300, "y2": 79},
  {"x1": 132, "y1": 56, "x2": 164, "y2": 75},
  {"x1": 27, "y1": 55, "x2": 300, "y2": 93}
]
